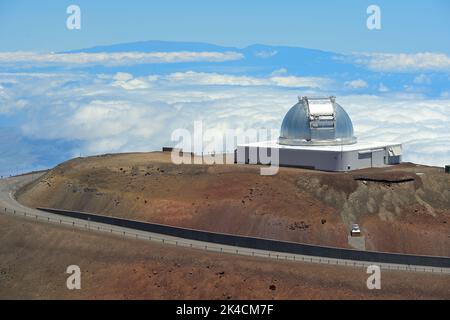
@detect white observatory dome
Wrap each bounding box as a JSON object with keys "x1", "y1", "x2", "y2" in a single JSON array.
[{"x1": 278, "y1": 96, "x2": 357, "y2": 146}]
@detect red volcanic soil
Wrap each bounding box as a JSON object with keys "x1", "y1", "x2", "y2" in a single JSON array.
[
  {"x1": 16, "y1": 152, "x2": 450, "y2": 256},
  {"x1": 1, "y1": 213, "x2": 449, "y2": 299}
]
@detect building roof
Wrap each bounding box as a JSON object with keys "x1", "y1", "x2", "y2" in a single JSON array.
[{"x1": 239, "y1": 140, "x2": 402, "y2": 153}]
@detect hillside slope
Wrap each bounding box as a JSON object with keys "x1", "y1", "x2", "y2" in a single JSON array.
[{"x1": 16, "y1": 152, "x2": 450, "y2": 256}]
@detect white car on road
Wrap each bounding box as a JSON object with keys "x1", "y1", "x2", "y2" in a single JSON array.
[{"x1": 350, "y1": 224, "x2": 361, "y2": 237}]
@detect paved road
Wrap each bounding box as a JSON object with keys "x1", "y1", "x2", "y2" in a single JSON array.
[{"x1": 1, "y1": 173, "x2": 449, "y2": 274}]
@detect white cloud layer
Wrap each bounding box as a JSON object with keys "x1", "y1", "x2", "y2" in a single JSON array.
[
  {"x1": 353, "y1": 52, "x2": 450, "y2": 72},
  {"x1": 1, "y1": 71, "x2": 450, "y2": 175},
  {"x1": 0, "y1": 51, "x2": 244, "y2": 67},
  {"x1": 163, "y1": 71, "x2": 330, "y2": 88},
  {"x1": 344, "y1": 79, "x2": 368, "y2": 89}
]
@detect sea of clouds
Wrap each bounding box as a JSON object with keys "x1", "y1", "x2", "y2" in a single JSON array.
[{"x1": 0, "y1": 50, "x2": 450, "y2": 176}]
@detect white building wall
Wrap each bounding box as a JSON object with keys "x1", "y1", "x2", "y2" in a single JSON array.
[
  {"x1": 236, "y1": 143, "x2": 401, "y2": 172},
  {"x1": 343, "y1": 148, "x2": 389, "y2": 170},
  {"x1": 372, "y1": 149, "x2": 386, "y2": 167},
  {"x1": 278, "y1": 148, "x2": 343, "y2": 171},
  {"x1": 237, "y1": 146, "x2": 345, "y2": 171}
]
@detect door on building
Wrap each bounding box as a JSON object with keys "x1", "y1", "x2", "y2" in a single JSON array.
[{"x1": 371, "y1": 149, "x2": 385, "y2": 167}]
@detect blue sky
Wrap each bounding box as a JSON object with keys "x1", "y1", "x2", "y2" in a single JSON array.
[
  {"x1": 1, "y1": 0, "x2": 450, "y2": 53},
  {"x1": 0, "y1": 1, "x2": 450, "y2": 177}
]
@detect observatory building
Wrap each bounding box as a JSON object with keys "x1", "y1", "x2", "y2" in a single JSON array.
[{"x1": 236, "y1": 96, "x2": 402, "y2": 171}]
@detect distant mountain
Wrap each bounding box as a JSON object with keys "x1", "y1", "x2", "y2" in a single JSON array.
[
  {"x1": 66, "y1": 40, "x2": 239, "y2": 53},
  {"x1": 64, "y1": 40, "x2": 364, "y2": 77},
  {"x1": 5, "y1": 40, "x2": 446, "y2": 97}
]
